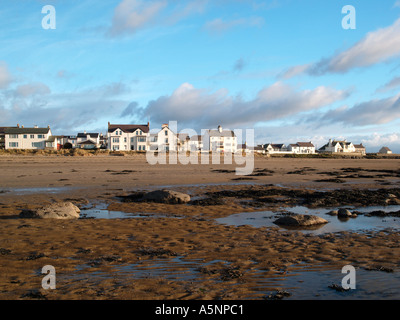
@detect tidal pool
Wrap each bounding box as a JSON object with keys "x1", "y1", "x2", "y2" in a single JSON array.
[{"x1": 216, "y1": 205, "x2": 400, "y2": 234}]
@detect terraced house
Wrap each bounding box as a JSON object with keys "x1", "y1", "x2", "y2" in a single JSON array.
[{"x1": 4, "y1": 125, "x2": 54, "y2": 150}]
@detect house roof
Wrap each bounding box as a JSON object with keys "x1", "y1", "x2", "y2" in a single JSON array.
[
  {"x1": 267, "y1": 143, "x2": 285, "y2": 149},
  {"x1": 108, "y1": 123, "x2": 150, "y2": 134},
  {"x1": 190, "y1": 135, "x2": 203, "y2": 141},
  {"x1": 380, "y1": 147, "x2": 391, "y2": 151},
  {"x1": 207, "y1": 129, "x2": 236, "y2": 137},
  {"x1": 296, "y1": 142, "x2": 314, "y2": 147},
  {"x1": 4, "y1": 127, "x2": 50, "y2": 134},
  {"x1": 353, "y1": 144, "x2": 365, "y2": 149},
  {"x1": 0, "y1": 127, "x2": 18, "y2": 134},
  {"x1": 77, "y1": 133, "x2": 99, "y2": 138},
  {"x1": 177, "y1": 133, "x2": 189, "y2": 141},
  {"x1": 78, "y1": 140, "x2": 96, "y2": 145}
]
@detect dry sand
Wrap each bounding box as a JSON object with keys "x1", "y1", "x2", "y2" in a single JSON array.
[{"x1": 0, "y1": 153, "x2": 399, "y2": 299}]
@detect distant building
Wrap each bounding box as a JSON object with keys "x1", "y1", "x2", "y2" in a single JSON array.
[
  {"x1": 107, "y1": 122, "x2": 150, "y2": 151},
  {"x1": 149, "y1": 123, "x2": 179, "y2": 152},
  {"x1": 203, "y1": 125, "x2": 237, "y2": 153},
  {"x1": 4, "y1": 125, "x2": 53, "y2": 150},
  {"x1": 319, "y1": 139, "x2": 356, "y2": 153},
  {"x1": 353, "y1": 144, "x2": 366, "y2": 155},
  {"x1": 77, "y1": 132, "x2": 101, "y2": 149},
  {"x1": 264, "y1": 143, "x2": 287, "y2": 154},
  {"x1": 379, "y1": 146, "x2": 392, "y2": 154},
  {"x1": 287, "y1": 142, "x2": 315, "y2": 154},
  {"x1": 0, "y1": 126, "x2": 18, "y2": 149},
  {"x1": 188, "y1": 135, "x2": 203, "y2": 152}
]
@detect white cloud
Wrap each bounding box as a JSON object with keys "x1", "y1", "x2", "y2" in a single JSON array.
[
  {"x1": 107, "y1": 0, "x2": 167, "y2": 37},
  {"x1": 133, "y1": 81, "x2": 348, "y2": 129},
  {"x1": 284, "y1": 17, "x2": 400, "y2": 77},
  {"x1": 319, "y1": 93, "x2": 400, "y2": 126},
  {"x1": 0, "y1": 80, "x2": 133, "y2": 133},
  {"x1": 394, "y1": 1, "x2": 400, "y2": 8},
  {"x1": 0, "y1": 61, "x2": 12, "y2": 89}
]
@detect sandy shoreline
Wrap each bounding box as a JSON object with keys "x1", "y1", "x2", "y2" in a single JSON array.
[{"x1": 0, "y1": 155, "x2": 399, "y2": 299}]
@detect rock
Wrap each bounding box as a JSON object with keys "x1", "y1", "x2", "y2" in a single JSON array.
[
  {"x1": 141, "y1": 189, "x2": 191, "y2": 204},
  {"x1": 338, "y1": 208, "x2": 352, "y2": 218},
  {"x1": 326, "y1": 210, "x2": 338, "y2": 216},
  {"x1": 20, "y1": 202, "x2": 80, "y2": 219},
  {"x1": 273, "y1": 214, "x2": 328, "y2": 226}
]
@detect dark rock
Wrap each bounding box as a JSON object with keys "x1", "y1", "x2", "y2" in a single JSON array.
[{"x1": 274, "y1": 214, "x2": 328, "y2": 226}]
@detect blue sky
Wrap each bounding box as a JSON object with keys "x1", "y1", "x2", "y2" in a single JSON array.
[{"x1": 1, "y1": 0, "x2": 400, "y2": 152}]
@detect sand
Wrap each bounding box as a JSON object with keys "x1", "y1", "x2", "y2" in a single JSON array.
[{"x1": 0, "y1": 153, "x2": 399, "y2": 299}]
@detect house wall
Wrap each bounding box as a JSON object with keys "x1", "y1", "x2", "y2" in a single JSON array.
[
  {"x1": 108, "y1": 128, "x2": 149, "y2": 151},
  {"x1": 5, "y1": 130, "x2": 51, "y2": 150}
]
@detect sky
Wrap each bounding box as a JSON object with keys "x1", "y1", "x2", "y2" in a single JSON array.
[{"x1": 1, "y1": 0, "x2": 400, "y2": 152}]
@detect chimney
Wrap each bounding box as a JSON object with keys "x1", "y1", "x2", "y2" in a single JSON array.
[
  {"x1": 21, "y1": 125, "x2": 24, "y2": 128},
  {"x1": 162, "y1": 123, "x2": 168, "y2": 129},
  {"x1": 218, "y1": 125, "x2": 222, "y2": 133},
  {"x1": 17, "y1": 123, "x2": 19, "y2": 128},
  {"x1": 34, "y1": 125, "x2": 38, "y2": 128}
]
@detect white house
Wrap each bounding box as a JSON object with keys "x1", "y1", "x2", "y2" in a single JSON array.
[
  {"x1": 107, "y1": 122, "x2": 150, "y2": 151},
  {"x1": 264, "y1": 143, "x2": 287, "y2": 154},
  {"x1": 203, "y1": 125, "x2": 237, "y2": 153},
  {"x1": 379, "y1": 147, "x2": 392, "y2": 154},
  {"x1": 77, "y1": 132, "x2": 101, "y2": 149},
  {"x1": 4, "y1": 125, "x2": 53, "y2": 150},
  {"x1": 319, "y1": 139, "x2": 355, "y2": 153},
  {"x1": 149, "y1": 123, "x2": 179, "y2": 152},
  {"x1": 287, "y1": 142, "x2": 315, "y2": 154},
  {"x1": 188, "y1": 135, "x2": 203, "y2": 152}
]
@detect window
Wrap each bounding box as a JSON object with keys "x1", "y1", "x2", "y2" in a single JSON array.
[
  {"x1": 138, "y1": 145, "x2": 141, "y2": 151},
  {"x1": 124, "y1": 137, "x2": 127, "y2": 143},
  {"x1": 9, "y1": 134, "x2": 18, "y2": 139},
  {"x1": 165, "y1": 130, "x2": 168, "y2": 136},
  {"x1": 9, "y1": 142, "x2": 18, "y2": 148},
  {"x1": 112, "y1": 137, "x2": 119, "y2": 143},
  {"x1": 131, "y1": 138, "x2": 134, "y2": 143},
  {"x1": 32, "y1": 142, "x2": 42, "y2": 148},
  {"x1": 138, "y1": 137, "x2": 146, "y2": 142},
  {"x1": 38, "y1": 134, "x2": 44, "y2": 139},
  {"x1": 165, "y1": 138, "x2": 168, "y2": 143},
  {"x1": 23, "y1": 135, "x2": 27, "y2": 139},
  {"x1": 30, "y1": 135, "x2": 34, "y2": 139}
]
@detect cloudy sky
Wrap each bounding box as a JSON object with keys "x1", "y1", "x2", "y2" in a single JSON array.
[{"x1": 1, "y1": 0, "x2": 400, "y2": 152}]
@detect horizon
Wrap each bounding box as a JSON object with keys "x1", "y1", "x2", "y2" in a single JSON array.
[{"x1": 1, "y1": 1, "x2": 400, "y2": 153}]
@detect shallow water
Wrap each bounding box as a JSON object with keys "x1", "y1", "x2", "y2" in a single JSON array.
[
  {"x1": 80, "y1": 203, "x2": 181, "y2": 219},
  {"x1": 71, "y1": 257, "x2": 400, "y2": 299},
  {"x1": 255, "y1": 264, "x2": 400, "y2": 300},
  {"x1": 0, "y1": 186, "x2": 80, "y2": 195},
  {"x1": 216, "y1": 205, "x2": 400, "y2": 234}
]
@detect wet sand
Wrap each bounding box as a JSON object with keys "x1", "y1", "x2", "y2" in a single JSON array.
[{"x1": 0, "y1": 154, "x2": 399, "y2": 299}]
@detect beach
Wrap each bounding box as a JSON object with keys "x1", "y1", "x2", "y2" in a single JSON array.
[{"x1": 0, "y1": 153, "x2": 399, "y2": 300}]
